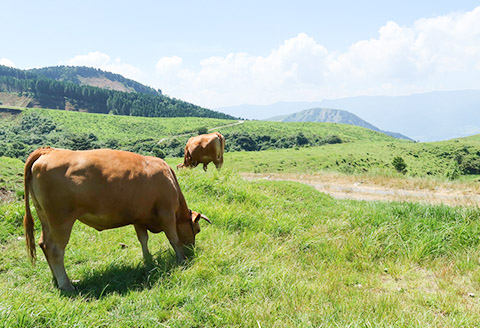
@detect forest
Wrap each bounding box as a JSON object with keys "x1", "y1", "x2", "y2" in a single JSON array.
[{"x1": 0, "y1": 65, "x2": 234, "y2": 119}]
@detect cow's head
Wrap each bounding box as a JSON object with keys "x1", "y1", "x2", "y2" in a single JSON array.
[{"x1": 177, "y1": 210, "x2": 211, "y2": 247}]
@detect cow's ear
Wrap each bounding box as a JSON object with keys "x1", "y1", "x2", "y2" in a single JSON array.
[{"x1": 192, "y1": 212, "x2": 201, "y2": 223}]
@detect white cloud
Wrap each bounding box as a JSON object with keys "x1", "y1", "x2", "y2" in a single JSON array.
[
  {"x1": 151, "y1": 6, "x2": 480, "y2": 108},
  {"x1": 0, "y1": 58, "x2": 16, "y2": 68},
  {"x1": 60, "y1": 51, "x2": 142, "y2": 82},
  {"x1": 155, "y1": 56, "x2": 183, "y2": 73}
]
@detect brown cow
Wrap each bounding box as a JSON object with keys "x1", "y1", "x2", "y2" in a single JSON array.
[
  {"x1": 23, "y1": 147, "x2": 211, "y2": 291},
  {"x1": 177, "y1": 132, "x2": 225, "y2": 171}
]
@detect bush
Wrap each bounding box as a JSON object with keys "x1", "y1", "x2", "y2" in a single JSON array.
[
  {"x1": 392, "y1": 156, "x2": 407, "y2": 174},
  {"x1": 63, "y1": 132, "x2": 100, "y2": 150},
  {"x1": 459, "y1": 156, "x2": 480, "y2": 174},
  {"x1": 198, "y1": 126, "x2": 208, "y2": 134}
]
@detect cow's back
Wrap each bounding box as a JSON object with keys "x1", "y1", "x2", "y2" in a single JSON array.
[
  {"x1": 29, "y1": 148, "x2": 180, "y2": 231},
  {"x1": 186, "y1": 133, "x2": 222, "y2": 163}
]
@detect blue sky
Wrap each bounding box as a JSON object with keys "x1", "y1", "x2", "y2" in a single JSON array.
[{"x1": 2, "y1": 0, "x2": 480, "y2": 108}]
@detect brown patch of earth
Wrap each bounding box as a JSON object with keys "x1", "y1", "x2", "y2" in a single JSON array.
[
  {"x1": 78, "y1": 77, "x2": 134, "y2": 93},
  {"x1": 0, "y1": 92, "x2": 33, "y2": 107},
  {"x1": 0, "y1": 187, "x2": 15, "y2": 203},
  {"x1": 242, "y1": 172, "x2": 480, "y2": 207}
]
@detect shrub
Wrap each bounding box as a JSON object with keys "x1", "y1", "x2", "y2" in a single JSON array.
[
  {"x1": 392, "y1": 156, "x2": 407, "y2": 174},
  {"x1": 198, "y1": 126, "x2": 208, "y2": 134},
  {"x1": 459, "y1": 156, "x2": 480, "y2": 174},
  {"x1": 63, "y1": 132, "x2": 100, "y2": 150}
]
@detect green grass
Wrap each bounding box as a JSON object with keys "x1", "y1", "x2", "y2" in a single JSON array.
[
  {"x1": 0, "y1": 157, "x2": 25, "y2": 243},
  {"x1": 11, "y1": 108, "x2": 238, "y2": 144},
  {"x1": 3, "y1": 106, "x2": 480, "y2": 180},
  {"x1": 0, "y1": 156, "x2": 24, "y2": 191},
  {"x1": 217, "y1": 120, "x2": 399, "y2": 143},
  {"x1": 1, "y1": 169, "x2": 480, "y2": 327},
  {"x1": 181, "y1": 138, "x2": 479, "y2": 179},
  {"x1": 1, "y1": 107, "x2": 398, "y2": 147}
]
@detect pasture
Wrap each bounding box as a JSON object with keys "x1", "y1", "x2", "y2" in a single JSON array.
[
  {"x1": 2, "y1": 107, "x2": 480, "y2": 179},
  {"x1": 1, "y1": 108, "x2": 480, "y2": 326},
  {"x1": 1, "y1": 163, "x2": 480, "y2": 326}
]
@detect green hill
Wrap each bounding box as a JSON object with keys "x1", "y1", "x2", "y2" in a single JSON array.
[
  {"x1": 223, "y1": 137, "x2": 480, "y2": 178},
  {"x1": 0, "y1": 106, "x2": 397, "y2": 160},
  {"x1": 0, "y1": 65, "x2": 234, "y2": 119},
  {"x1": 1, "y1": 106, "x2": 479, "y2": 179}
]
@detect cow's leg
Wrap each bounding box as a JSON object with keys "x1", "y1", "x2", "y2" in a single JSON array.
[
  {"x1": 38, "y1": 219, "x2": 75, "y2": 291},
  {"x1": 214, "y1": 158, "x2": 223, "y2": 169},
  {"x1": 31, "y1": 200, "x2": 57, "y2": 283},
  {"x1": 218, "y1": 154, "x2": 224, "y2": 169},
  {"x1": 162, "y1": 216, "x2": 186, "y2": 263},
  {"x1": 203, "y1": 163, "x2": 208, "y2": 171},
  {"x1": 134, "y1": 224, "x2": 151, "y2": 261},
  {"x1": 38, "y1": 222, "x2": 57, "y2": 283}
]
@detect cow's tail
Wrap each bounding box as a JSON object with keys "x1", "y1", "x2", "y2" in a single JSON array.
[
  {"x1": 23, "y1": 147, "x2": 52, "y2": 264},
  {"x1": 215, "y1": 132, "x2": 225, "y2": 161}
]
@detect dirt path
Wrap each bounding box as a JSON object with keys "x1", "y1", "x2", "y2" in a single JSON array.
[
  {"x1": 242, "y1": 172, "x2": 480, "y2": 207},
  {"x1": 158, "y1": 120, "x2": 244, "y2": 143}
]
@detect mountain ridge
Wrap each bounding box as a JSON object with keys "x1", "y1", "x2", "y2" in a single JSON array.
[
  {"x1": 266, "y1": 108, "x2": 412, "y2": 140},
  {"x1": 0, "y1": 65, "x2": 234, "y2": 120},
  {"x1": 216, "y1": 89, "x2": 480, "y2": 141},
  {"x1": 30, "y1": 66, "x2": 162, "y2": 96}
]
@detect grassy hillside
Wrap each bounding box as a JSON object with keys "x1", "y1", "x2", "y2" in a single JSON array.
[
  {"x1": 0, "y1": 65, "x2": 234, "y2": 120},
  {"x1": 0, "y1": 106, "x2": 400, "y2": 160},
  {"x1": 1, "y1": 169, "x2": 480, "y2": 326},
  {"x1": 22, "y1": 108, "x2": 235, "y2": 144},
  {"x1": 217, "y1": 120, "x2": 397, "y2": 143},
  {"x1": 2, "y1": 106, "x2": 480, "y2": 179},
  {"x1": 0, "y1": 107, "x2": 237, "y2": 159},
  {"x1": 216, "y1": 138, "x2": 480, "y2": 179},
  {"x1": 0, "y1": 156, "x2": 23, "y2": 198}
]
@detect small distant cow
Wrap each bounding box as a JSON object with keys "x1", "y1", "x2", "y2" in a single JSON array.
[
  {"x1": 23, "y1": 147, "x2": 211, "y2": 291},
  {"x1": 177, "y1": 132, "x2": 225, "y2": 171}
]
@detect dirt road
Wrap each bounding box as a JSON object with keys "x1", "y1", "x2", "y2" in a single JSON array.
[{"x1": 242, "y1": 172, "x2": 480, "y2": 207}]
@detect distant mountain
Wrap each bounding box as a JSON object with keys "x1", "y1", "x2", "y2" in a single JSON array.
[
  {"x1": 267, "y1": 108, "x2": 412, "y2": 140},
  {"x1": 30, "y1": 66, "x2": 162, "y2": 96},
  {"x1": 0, "y1": 65, "x2": 235, "y2": 120},
  {"x1": 317, "y1": 90, "x2": 480, "y2": 142},
  {"x1": 216, "y1": 90, "x2": 480, "y2": 141},
  {"x1": 217, "y1": 102, "x2": 322, "y2": 121}
]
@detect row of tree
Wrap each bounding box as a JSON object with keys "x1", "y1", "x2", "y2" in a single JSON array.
[{"x1": 0, "y1": 65, "x2": 234, "y2": 119}]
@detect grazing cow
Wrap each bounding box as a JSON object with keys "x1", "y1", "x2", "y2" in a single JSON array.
[
  {"x1": 23, "y1": 147, "x2": 211, "y2": 291},
  {"x1": 177, "y1": 132, "x2": 225, "y2": 171}
]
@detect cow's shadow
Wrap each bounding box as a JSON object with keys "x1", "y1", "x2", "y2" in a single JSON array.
[{"x1": 68, "y1": 251, "x2": 193, "y2": 299}]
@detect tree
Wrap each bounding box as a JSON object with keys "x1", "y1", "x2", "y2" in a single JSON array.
[
  {"x1": 65, "y1": 133, "x2": 100, "y2": 150},
  {"x1": 198, "y1": 126, "x2": 208, "y2": 134},
  {"x1": 392, "y1": 156, "x2": 407, "y2": 174}
]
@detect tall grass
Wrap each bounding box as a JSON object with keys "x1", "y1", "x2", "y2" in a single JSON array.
[
  {"x1": 1, "y1": 169, "x2": 480, "y2": 326},
  {"x1": 214, "y1": 140, "x2": 480, "y2": 179}
]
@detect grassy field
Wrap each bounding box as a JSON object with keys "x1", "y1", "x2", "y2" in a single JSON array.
[
  {"x1": 3, "y1": 106, "x2": 480, "y2": 179},
  {"x1": 1, "y1": 168, "x2": 480, "y2": 327},
  {"x1": 0, "y1": 107, "x2": 397, "y2": 143},
  {"x1": 0, "y1": 107, "x2": 237, "y2": 143},
  {"x1": 164, "y1": 138, "x2": 480, "y2": 181},
  {"x1": 216, "y1": 119, "x2": 398, "y2": 143},
  {"x1": 2, "y1": 108, "x2": 480, "y2": 326}
]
